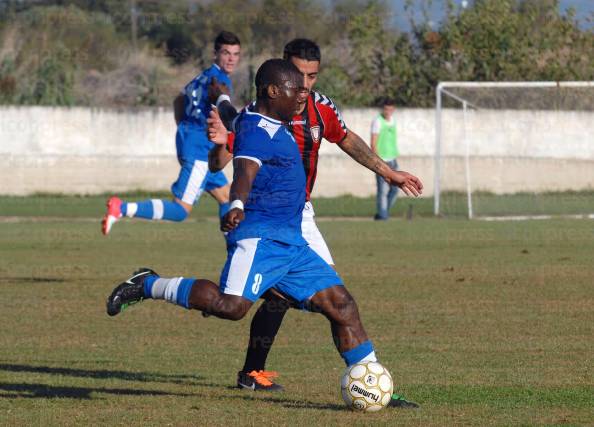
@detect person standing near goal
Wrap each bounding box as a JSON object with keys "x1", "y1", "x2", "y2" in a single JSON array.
[{"x1": 370, "y1": 98, "x2": 400, "y2": 220}]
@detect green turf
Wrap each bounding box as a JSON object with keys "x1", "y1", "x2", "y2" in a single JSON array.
[
  {"x1": 442, "y1": 190, "x2": 594, "y2": 217},
  {"x1": 2, "y1": 190, "x2": 594, "y2": 219},
  {"x1": 0, "y1": 215, "x2": 593, "y2": 426}
]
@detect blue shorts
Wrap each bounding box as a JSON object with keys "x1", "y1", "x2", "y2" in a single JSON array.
[
  {"x1": 171, "y1": 160, "x2": 228, "y2": 205},
  {"x1": 219, "y1": 238, "x2": 343, "y2": 307},
  {"x1": 171, "y1": 123, "x2": 228, "y2": 205}
]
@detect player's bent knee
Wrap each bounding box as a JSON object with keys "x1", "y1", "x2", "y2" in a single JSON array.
[
  {"x1": 217, "y1": 295, "x2": 252, "y2": 321},
  {"x1": 310, "y1": 285, "x2": 358, "y2": 322},
  {"x1": 174, "y1": 198, "x2": 193, "y2": 215}
]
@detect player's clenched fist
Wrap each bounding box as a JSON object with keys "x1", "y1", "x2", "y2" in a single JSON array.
[{"x1": 221, "y1": 208, "x2": 244, "y2": 232}]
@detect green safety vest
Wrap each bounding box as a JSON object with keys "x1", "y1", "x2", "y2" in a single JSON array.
[{"x1": 376, "y1": 115, "x2": 398, "y2": 160}]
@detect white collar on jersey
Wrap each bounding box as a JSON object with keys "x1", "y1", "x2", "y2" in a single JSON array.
[
  {"x1": 212, "y1": 63, "x2": 221, "y2": 71},
  {"x1": 245, "y1": 110, "x2": 282, "y2": 124},
  {"x1": 245, "y1": 111, "x2": 283, "y2": 138}
]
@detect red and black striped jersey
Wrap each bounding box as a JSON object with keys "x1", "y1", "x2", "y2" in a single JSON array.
[{"x1": 227, "y1": 91, "x2": 348, "y2": 200}]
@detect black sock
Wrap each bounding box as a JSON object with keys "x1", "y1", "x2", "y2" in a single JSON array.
[{"x1": 242, "y1": 297, "x2": 290, "y2": 373}]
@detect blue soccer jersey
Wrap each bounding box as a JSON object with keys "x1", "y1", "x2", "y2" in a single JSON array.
[
  {"x1": 227, "y1": 111, "x2": 307, "y2": 246},
  {"x1": 181, "y1": 64, "x2": 232, "y2": 129},
  {"x1": 170, "y1": 63, "x2": 232, "y2": 200}
]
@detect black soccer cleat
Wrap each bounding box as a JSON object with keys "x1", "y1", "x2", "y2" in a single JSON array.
[
  {"x1": 388, "y1": 393, "x2": 420, "y2": 409},
  {"x1": 236, "y1": 370, "x2": 284, "y2": 392},
  {"x1": 106, "y1": 268, "x2": 157, "y2": 316}
]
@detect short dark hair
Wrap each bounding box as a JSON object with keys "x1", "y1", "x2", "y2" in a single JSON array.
[
  {"x1": 214, "y1": 31, "x2": 241, "y2": 52},
  {"x1": 382, "y1": 97, "x2": 396, "y2": 107},
  {"x1": 283, "y1": 38, "x2": 321, "y2": 62},
  {"x1": 255, "y1": 58, "x2": 301, "y2": 100}
]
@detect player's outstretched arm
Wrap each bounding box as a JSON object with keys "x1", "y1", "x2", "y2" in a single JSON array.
[
  {"x1": 338, "y1": 130, "x2": 423, "y2": 197},
  {"x1": 221, "y1": 158, "x2": 260, "y2": 232}
]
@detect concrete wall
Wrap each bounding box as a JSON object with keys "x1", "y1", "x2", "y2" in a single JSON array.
[{"x1": 2, "y1": 106, "x2": 594, "y2": 196}]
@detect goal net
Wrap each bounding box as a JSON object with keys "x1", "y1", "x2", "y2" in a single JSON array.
[{"x1": 434, "y1": 82, "x2": 594, "y2": 219}]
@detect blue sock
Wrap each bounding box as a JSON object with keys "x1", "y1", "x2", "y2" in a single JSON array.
[
  {"x1": 341, "y1": 340, "x2": 375, "y2": 366},
  {"x1": 219, "y1": 202, "x2": 230, "y2": 218},
  {"x1": 142, "y1": 276, "x2": 195, "y2": 309},
  {"x1": 176, "y1": 278, "x2": 195, "y2": 308},
  {"x1": 162, "y1": 201, "x2": 189, "y2": 221},
  {"x1": 121, "y1": 200, "x2": 188, "y2": 222},
  {"x1": 143, "y1": 275, "x2": 159, "y2": 299},
  {"x1": 121, "y1": 200, "x2": 153, "y2": 219}
]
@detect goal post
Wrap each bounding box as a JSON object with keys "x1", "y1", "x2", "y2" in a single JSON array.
[{"x1": 434, "y1": 81, "x2": 594, "y2": 219}]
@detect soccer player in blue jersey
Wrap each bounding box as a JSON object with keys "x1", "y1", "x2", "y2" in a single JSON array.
[
  {"x1": 206, "y1": 39, "x2": 421, "y2": 407},
  {"x1": 101, "y1": 31, "x2": 241, "y2": 235},
  {"x1": 106, "y1": 59, "x2": 409, "y2": 395}
]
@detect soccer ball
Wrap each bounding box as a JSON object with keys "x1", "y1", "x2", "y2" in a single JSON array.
[{"x1": 341, "y1": 361, "x2": 394, "y2": 412}]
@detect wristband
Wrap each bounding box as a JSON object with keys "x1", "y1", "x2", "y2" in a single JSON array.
[
  {"x1": 216, "y1": 94, "x2": 231, "y2": 108},
  {"x1": 230, "y1": 200, "x2": 244, "y2": 211}
]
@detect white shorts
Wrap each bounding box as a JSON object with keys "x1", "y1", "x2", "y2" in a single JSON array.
[{"x1": 301, "y1": 201, "x2": 334, "y2": 265}]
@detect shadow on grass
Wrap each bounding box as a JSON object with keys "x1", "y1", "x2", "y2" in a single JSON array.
[
  {"x1": 0, "y1": 363, "x2": 204, "y2": 385},
  {"x1": 225, "y1": 394, "x2": 346, "y2": 411},
  {"x1": 0, "y1": 277, "x2": 67, "y2": 284},
  {"x1": 0, "y1": 382, "x2": 197, "y2": 399}
]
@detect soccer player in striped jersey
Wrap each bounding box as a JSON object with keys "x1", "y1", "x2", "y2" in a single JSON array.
[
  {"x1": 208, "y1": 39, "x2": 422, "y2": 408},
  {"x1": 106, "y1": 59, "x2": 422, "y2": 409},
  {"x1": 101, "y1": 31, "x2": 240, "y2": 235}
]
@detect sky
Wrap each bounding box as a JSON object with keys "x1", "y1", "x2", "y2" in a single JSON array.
[{"x1": 384, "y1": 0, "x2": 594, "y2": 32}]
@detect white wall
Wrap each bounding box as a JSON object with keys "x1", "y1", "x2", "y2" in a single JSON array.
[{"x1": 1, "y1": 106, "x2": 594, "y2": 196}]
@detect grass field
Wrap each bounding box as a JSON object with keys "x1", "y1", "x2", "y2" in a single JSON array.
[
  {"x1": 2, "y1": 190, "x2": 594, "y2": 219},
  {"x1": 1, "y1": 197, "x2": 593, "y2": 426}
]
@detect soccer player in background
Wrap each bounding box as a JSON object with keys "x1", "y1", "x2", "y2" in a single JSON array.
[
  {"x1": 208, "y1": 39, "x2": 421, "y2": 407},
  {"x1": 106, "y1": 59, "x2": 423, "y2": 405},
  {"x1": 101, "y1": 31, "x2": 241, "y2": 235}
]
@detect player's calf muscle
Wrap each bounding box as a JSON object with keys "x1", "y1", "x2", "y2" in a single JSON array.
[
  {"x1": 332, "y1": 323, "x2": 368, "y2": 351},
  {"x1": 188, "y1": 280, "x2": 251, "y2": 320},
  {"x1": 207, "y1": 184, "x2": 230, "y2": 204},
  {"x1": 312, "y1": 286, "x2": 369, "y2": 351}
]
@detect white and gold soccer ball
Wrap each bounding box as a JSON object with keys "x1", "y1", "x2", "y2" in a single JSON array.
[{"x1": 341, "y1": 361, "x2": 394, "y2": 412}]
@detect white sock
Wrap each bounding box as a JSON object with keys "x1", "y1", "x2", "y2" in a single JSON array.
[
  {"x1": 125, "y1": 203, "x2": 138, "y2": 218},
  {"x1": 360, "y1": 351, "x2": 377, "y2": 363},
  {"x1": 151, "y1": 199, "x2": 164, "y2": 220},
  {"x1": 151, "y1": 277, "x2": 183, "y2": 303}
]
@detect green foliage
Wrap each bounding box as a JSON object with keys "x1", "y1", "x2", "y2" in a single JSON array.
[
  {"x1": 0, "y1": 58, "x2": 17, "y2": 103},
  {"x1": 0, "y1": 5, "x2": 124, "y2": 105},
  {"x1": 29, "y1": 45, "x2": 76, "y2": 105},
  {"x1": 407, "y1": 0, "x2": 594, "y2": 106},
  {"x1": 0, "y1": 0, "x2": 592, "y2": 108}
]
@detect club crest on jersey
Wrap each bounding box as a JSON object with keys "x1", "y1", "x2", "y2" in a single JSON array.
[{"x1": 310, "y1": 125, "x2": 321, "y2": 143}]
